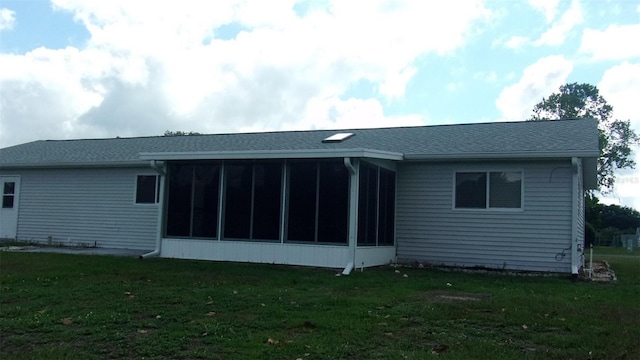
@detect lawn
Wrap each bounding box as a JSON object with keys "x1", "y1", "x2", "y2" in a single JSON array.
[{"x1": 1, "y1": 250, "x2": 638, "y2": 359}]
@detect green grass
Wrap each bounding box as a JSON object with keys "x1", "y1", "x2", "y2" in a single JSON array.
[
  {"x1": 1, "y1": 251, "x2": 638, "y2": 359},
  {"x1": 589, "y1": 245, "x2": 640, "y2": 257}
]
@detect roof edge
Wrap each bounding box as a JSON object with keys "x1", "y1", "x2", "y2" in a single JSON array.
[
  {"x1": 0, "y1": 161, "x2": 149, "y2": 170},
  {"x1": 139, "y1": 148, "x2": 404, "y2": 161},
  {"x1": 403, "y1": 150, "x2": 600, "y2": 161}
]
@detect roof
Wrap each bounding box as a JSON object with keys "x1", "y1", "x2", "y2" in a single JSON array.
[{"x1": 0, "y1": 119, "x2": 599, "y2": 168}]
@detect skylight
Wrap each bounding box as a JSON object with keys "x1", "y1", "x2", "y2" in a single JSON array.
[{"x1": 322, "y1": 133, "x2": 355, "y2": 143}]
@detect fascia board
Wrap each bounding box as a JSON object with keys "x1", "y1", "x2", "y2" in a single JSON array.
[
  {"x1": 0, "y1": 161, "x2": 149, "y2": 170},
  {"x1": 139, "y1": 148, "x2": 404, "y2": 161},
  {"x1": 403, "y1": 150, "x2": 600, "y2": 161}
]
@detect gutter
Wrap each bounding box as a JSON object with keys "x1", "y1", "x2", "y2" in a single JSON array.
[
  {"x1": 343, "y1": 157, "x2": 357, "y2": 275},
  {"x1": 139, "y1": 148, "x2": 404, "y2": 161},
  {"x1": 403, "y1": 151, "x2": 600, "y2": 161},
  {"x1": 0, "y1": 160, "x2": 150, "y2": 170},
  {"x1": 140, "y1": 160, "x2": 166, "y2": 259}
]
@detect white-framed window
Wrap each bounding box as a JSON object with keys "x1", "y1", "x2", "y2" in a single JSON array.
[
  {"x1": 135, "y1": 175, "x2": 160, "y2": 204},
  {"x1": 454, "y1": 171, "x2": 523, "y2": 209}
]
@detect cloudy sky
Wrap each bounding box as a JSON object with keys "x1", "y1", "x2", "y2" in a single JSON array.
[{"x1": 0, "y1": 0, "x2": 638, "y2": 208}]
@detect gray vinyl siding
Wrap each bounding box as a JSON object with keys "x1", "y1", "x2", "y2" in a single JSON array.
[
  {"x1": 396, "y1": 160, "x2": 574, "y2": 273},
  {"x1": 15, "y1": 168, "x2": 157, "y2": 250}
]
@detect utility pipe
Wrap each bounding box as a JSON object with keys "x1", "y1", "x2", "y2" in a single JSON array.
[{"x1": 141, "y1": 160, "x2": 166, "y2": 259}]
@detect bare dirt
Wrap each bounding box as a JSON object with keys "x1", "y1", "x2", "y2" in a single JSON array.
[{"x1": 579, "y1": 260, "x2": 617, "y2": 282}]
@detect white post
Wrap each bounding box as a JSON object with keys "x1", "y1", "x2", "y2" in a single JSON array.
[{"x1": 589, "y1": 244, "x2": 593, "y2": 278}]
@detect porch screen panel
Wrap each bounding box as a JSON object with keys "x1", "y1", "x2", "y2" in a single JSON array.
[
  {"x1": 166, "y1": 164, "x2": 194, "y2": 237},
  {"x1": 378, "y1": 168, "x2": 395, "y2": 246},
  {"x1": 357, "y1": 163, "x2": 378, "y2": 245},
  {"x1": 287, "y1": 162, "x2": 317, "y2": 242},
  {"x1": 223, "y1": 162, "x2": 252, "y2": 239},
  {"x1": 192, "y1": 164, "x2": 220, "y2": 238},
  {"x1": 317, "y1": 162, "x2": 349, "y2": 243},
  {"x1": 252, "y1": 162, "x2": 282, "y2": 240}
]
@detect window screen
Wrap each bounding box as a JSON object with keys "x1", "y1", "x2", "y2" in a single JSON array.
[
  {"x1": 357, "y1": 163, "x2": 396, "y2": 246},
  {"x1": 489, "y1": 172, "x2": 522, "y2": 208}
]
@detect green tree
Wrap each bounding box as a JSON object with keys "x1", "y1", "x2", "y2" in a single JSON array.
[
  {"x1": 529, "y1": 83, "x2": 639, "y2": 191},
  {"x1": 585, "y1": 194, "x2": 640, "y2": 246},
  {"x1": 163, "y1": 130, "x2": 201, "y2": 136}
]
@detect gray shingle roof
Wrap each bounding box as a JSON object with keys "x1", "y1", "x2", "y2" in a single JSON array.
[{"x1": 0, "y1": 119, "x2": 599, "y2": 168}]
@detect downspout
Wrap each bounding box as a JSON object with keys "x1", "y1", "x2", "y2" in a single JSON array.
[
  {"x1": 570, "y1": 157, "x2": 580, "y2": 274},
  {"x1": 141, "y1": 160, "x2": 166, "y2": 259},
  {"x1": 343, "y1": 157, "x2": 357, "y2": 275}
]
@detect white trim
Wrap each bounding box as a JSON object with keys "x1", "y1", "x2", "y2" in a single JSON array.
[
  {"x1": 139, "y1": 148, "x2": 404, "y2": 161},
  {"x1": 571, "y1": 157, "x2": 580, "y2": 274},
  {"x1": 1, "y1": 161, "x2": 149, "y2": 169},
  {"x1": 0, "y1": 175, "x2": 21, "y2": 239},
  {"x1": 404, "y1": 151, "x2": 599, "y2": 161},
  {"x1": 162, "y1": 238, "x2": 351, "y2": 268}
]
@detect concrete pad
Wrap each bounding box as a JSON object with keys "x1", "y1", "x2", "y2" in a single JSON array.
[{"x1": 2, "y1": 246, "x2": 150, "y2": 257}]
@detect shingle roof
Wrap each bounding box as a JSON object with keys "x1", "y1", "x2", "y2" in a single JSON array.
[{"x1": 0, "y1": 119, "x2": 599, "y2": 168}]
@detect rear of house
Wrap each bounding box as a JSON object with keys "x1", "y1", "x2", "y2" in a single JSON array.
[{"x1": 0, "y1": 119, "x2": 599, "y2": 274}]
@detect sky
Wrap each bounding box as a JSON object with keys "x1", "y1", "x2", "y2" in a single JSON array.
[{"x1": 0, "y1": 0, "x2": 638, "y2": 209}]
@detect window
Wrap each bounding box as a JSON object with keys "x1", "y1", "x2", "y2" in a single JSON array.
[
  {"x1": 286, "y1": 160, "x2": 349, "y2": 244},
  {"x1": 136, "y1": 175, "x2": 160, "y2": 204},
  {"x1": 357, "y1": 163, "x2": 396, "y2": 246},
  {"x1": 2, "y1": 182, "x2": 15, "y2": 208},
  {"x1": 166, "y1": 163, "x2": 221, "y2": 238},
  {"x1": 455, "y1": 171, "x2": 522, "y2": 209}
]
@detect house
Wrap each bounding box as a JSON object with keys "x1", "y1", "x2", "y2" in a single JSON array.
[{"x1": 0, "y1": 119, "x2": 599, "y2": 274}]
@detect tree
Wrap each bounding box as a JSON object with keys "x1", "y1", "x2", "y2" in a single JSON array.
[
  {"x1": 585, "y1": 193, "x2": 640, "y2": 246},
  {"x1": 163, "y1": 130, "x2": 201, "y2": 136},
  {"x1": 529, "y1": 83, "x2": 639, "y2": 191}
]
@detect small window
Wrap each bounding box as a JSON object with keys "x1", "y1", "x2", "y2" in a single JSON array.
[
  {"x1": 136, "y1": 175, "x2": 160, "y2": 204},
  {"x1": 2, "y1": 182, "x2": 15, "y2": 208},
  {"x1": 455, "y1": 171, "x2": 522, "y2": 209}
]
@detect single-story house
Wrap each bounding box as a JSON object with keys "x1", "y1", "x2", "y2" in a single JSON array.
[{"x1": 0, "y1": 119, "x2": 599, "y2": 274}]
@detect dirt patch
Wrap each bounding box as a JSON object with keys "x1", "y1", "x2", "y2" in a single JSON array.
[
  {"x1": 0, "y1": 246, "x2": 37, "y2": 251},
  {"x1": 579, "y1": 260, "x2": 617, "y2": 282},
  {"x1": 421, "y1": 290, "x2": 490, "y2": 303}
]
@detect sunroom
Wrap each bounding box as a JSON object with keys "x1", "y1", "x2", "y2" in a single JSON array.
[{"x1": 139, "y1": 149, "x2": 400, "y2": 273}]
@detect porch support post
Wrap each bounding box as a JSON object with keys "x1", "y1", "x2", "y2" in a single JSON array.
[{"x1": 343, "y1": 157, "x2": 358, "y2": 275}]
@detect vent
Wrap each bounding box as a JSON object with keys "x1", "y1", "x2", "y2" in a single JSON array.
[{"x1": 322, "y1": 132, "x2": 355, "y2": 143}]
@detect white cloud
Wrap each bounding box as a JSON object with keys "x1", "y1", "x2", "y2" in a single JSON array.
[
  {"x1": 495, "y1": 55, "x2": 573, "y2": 121},
  {"x1": 599, "y1": 62, "x2": 640, "y2": 124},
  {"x1": 473, "y1": 71, "x2": 498, "y2": 83},
  {"x1": 579, "y1": 24, "x2": 640, "y2": 61},
  {"x1": 528, "y1": 0, "x2": 560, "y2": 23},
  {"x1": 504, "y1": 35, "x2": 530, "y2": 50},
  {"x1": 534, "y1": 0, "x2": 583, "y2": 46},
  {"x1": 0, "y1": 0, "x2": 491, "y2": 147},
  {"x1": 0, "y1": 8, "x2": 15, "y2": 31},
  {"x1": 598, "y1": 62, "x2": 640, "y2": 210},
  {"x1": 299, "y1": 97, "x2": 424, "y2": 131}
]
